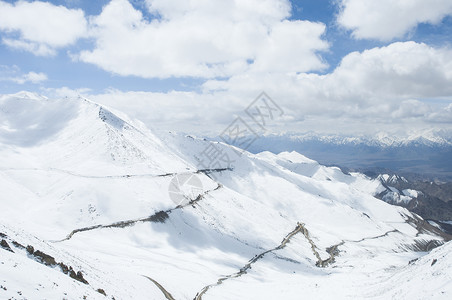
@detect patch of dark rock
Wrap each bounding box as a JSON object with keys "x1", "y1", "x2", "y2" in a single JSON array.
[
  {"x1": 70, "y1": 270, "x2": 89, "y2": 285},
  {"x1": 25, "y1": 244, "x2": 89, "y2": 285},
  {"x1": 409, "y1": 257, "x2": 419, "y2": 265},
  {"x1": 26, "y1": 245, "x2": 34, "y2": 255},
  {"x1": 148, "y1": 210, "x2": 169, "y2": 223},
  {"x1": 97, "y1": 288, "x2": 107, "y2": 296},
  {"x1": 434, "y1": 220, "x2": 452, "y2": 236},
  {"x1": 326, "y1": 244, "x2": 341, "y2": 257},
  {"x1": 402, "y1": 213, "x2": 452, "y2": 243},
  {"x1": 407, "y1": 239, "x2": 444, "y2": 252},
  {"x1": 0, "y1": 232, "x2": 6, "y2": 238},
  {"x1": 431, "y1": 259, "x2": 438, "y2": 266},
  {"x1": 105, "y1": 220, "x2": 136, "y2": 229},
  {"x1": 32, "y1": 250, "x2": 56, "y2": 266},
  {"x1": 59, "y1": 262, "x2": 70, "y2": 274},
  {"x1": 58, "y1": 262, "x2": 89, "y2": 285},
  {"x1": 316, "y1": 242, "x2": 344, "y2": 268},
  {"x1": 12, "y1": 241, "x2": 25, "y2": 249},
  {"x1": 0, "y1": 239, "x2": 14, "y2": 253}
]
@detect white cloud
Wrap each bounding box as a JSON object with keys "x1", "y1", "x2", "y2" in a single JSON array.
[
  {"x1": 250, "y1": 20, "x2": 328, "y2": 73},
  {"x1": 13, "y1": 71, "x2": 48, "y2": 84},
  {"x1": 327, "y1": 42, "x2": 452, "y2": 100},
  {"x1": 36, "y1": 36, "x2": 452, "y2": 135},
  {"x1": 428, "y1": 103, "x2": 452, "y2": 123},
  {"x1": 0, "y1": 0, "x2": 88, "y2": 56},
  {"x1": 2, "y1": 1, "x2": 450, "y2": 136},
  {"x1": 0, "y1": 65, "x2": 47, "y2": 84},
  {"x1": 78, "y1": 0, "x2": 328, "y2": 78},
  {"x1": 391, "y1": 100, "x2": 432, "y2": 119},
  {"x1": 41, "y1": 86, "x2": 92, "y2": 98},
  {"x1": 199, "y1": 42, "x2": 452, "y2": 133},
  {"x1": 88, "y1": 90, "x2": 226, "y2": 135},
  {"x1": 337, "y1": 0, "x2": 452, "y2": 41},
  {"x1": 204, "y1": 41, "x2": 452, "y2": 102},
  {"x1": 2, "y1": 38, "x2": 56, "y2": 56},
  {"x1": 50, "y1": 43, "x2": 452, "y2": 136},
  {"x1": 146, "y1": 0, "x2": 290, "y2": 21}
]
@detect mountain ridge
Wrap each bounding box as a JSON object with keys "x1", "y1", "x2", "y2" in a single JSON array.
[{"x1": 1, "y1": 92, "x2": 451, "y2": 299}]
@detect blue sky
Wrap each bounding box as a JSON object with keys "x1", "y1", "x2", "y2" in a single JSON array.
[{"x1": 1, "y1": 0, "x2": 452, "y2": 135}]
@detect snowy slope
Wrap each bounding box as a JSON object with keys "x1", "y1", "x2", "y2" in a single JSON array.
[
  {"x1": 368, "y1": 240, "x2": 452, "y2": 299},
  {"x1": 0, "y1": 221, "x2": 163, "y2": 300},
  {"x1": 1, "y1": 92, "x2": 451, "y2": 299}
]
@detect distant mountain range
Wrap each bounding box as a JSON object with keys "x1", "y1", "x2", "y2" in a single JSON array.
[
  {"x1": 219, "y1": 132, "x2": 452, "y2": 181},
  {"x1": 283, "y1": 131, "x2": 452, "y2": 147}
]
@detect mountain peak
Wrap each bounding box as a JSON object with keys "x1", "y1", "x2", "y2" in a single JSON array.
[
  {"x1": 1, "y1": 92, "x2": 451, "y2": 299},
  {"x1": 6, "y1": 91, "x2": 48, "y2": 101}
]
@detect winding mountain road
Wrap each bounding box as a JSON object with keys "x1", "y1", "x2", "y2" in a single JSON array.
[
  {"x1": 143, "y1": 275, "x2": 176, "y2": 300},
  {"x1": 194, "y1": 223, "x2": 306, "y2": 300},
  {"x1": 54, "y1": 183, "x2": 222, "y2": 242}
]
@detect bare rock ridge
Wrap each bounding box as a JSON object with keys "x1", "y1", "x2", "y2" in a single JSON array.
[{"x1": 1, "y1": 232, "x2": 91, "y2": 287}]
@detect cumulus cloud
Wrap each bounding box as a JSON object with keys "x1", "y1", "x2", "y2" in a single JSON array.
[
  {"x1": 89, "y1": 89, "x2": 225, "y2": 134},
  {"x1": 12, "y1": 71, "x2": 48, "y2": 84},
  {"x1": 391, "y1": 100, "x2": 432, "y2": 119},
  {"x1": 326, "y1": 42, "x2": 452, "y2": 100},
  {"x1": 40, "y1": 86, "x2": 92, "y2": 98},
  {"x1": 204, "y1": 41, "x2": 452, "y2": 106},
  {"x1": 337, "y1": 0, "x2": 452, "y2": 41},
  {"x1": 46, "y1": 42, "x2": 448, "y2": 136},
  {"x1": 0, "y1": 0, "x2": 88, "y2": 56},
  {"x1": 0, "y1": 65, "x2": 47, "y2": 84},
  {"x1": 2, "y1": 1, "x2": 451, "y2": 136},
  {"x1": 2, "y1": 38, "x2": 56, "y2": 56},
  {"x1": 428, "y1": 103, "x2": 452, "y2": 123},
  {"x1": 88, "y1": 41, "x2": 452, "y2": 134},
  {"x1": 77, "y1": 0, "x2": 328, "y2": 78}
]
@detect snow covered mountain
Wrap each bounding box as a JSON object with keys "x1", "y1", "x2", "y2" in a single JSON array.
[
  {"x1": 373, "y1": 173, "x2": 452, "y2": 225},
  {"x1": 252, "y1": 131, "x2": 452, "y2": 148},
  {"x1": 1, "y1": 92, "x2": 451, "y2": 299},
  {"x1": 232, "y1": 132, "x2": 452, "y2": 181}
]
